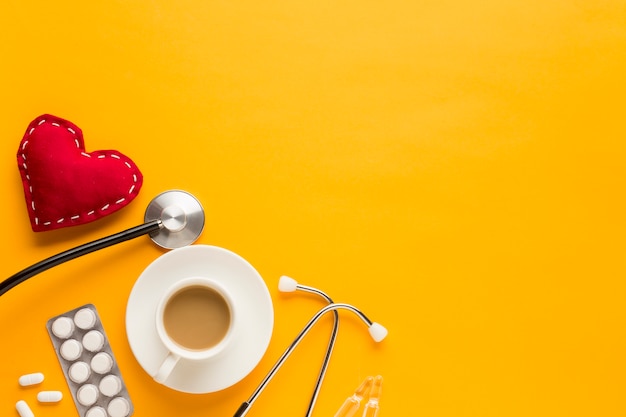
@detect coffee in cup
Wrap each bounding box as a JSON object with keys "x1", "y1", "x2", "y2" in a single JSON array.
[
  {"x1": 163, "y1": 285, "x2": 231, "y2": 350},
  {"x1": 153, "y1": 277, "x2": 234, "y2": 383}
]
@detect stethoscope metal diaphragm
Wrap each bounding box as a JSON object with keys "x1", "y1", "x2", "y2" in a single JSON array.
[{"x1": 144, "y1": 190, "x2": 205, "y2": 249}]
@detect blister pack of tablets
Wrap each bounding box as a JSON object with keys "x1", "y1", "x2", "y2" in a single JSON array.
[{"x1": 46, "y1": 304, "x2": 133, "y2": 417}]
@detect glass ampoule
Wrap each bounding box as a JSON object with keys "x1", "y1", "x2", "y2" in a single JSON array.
[
  {"x1": 361, "y1": 375, "x2": 383, "y2": 417},
  {"x1": 333, "y1": 376, "x2": 373, "y2": 417}
]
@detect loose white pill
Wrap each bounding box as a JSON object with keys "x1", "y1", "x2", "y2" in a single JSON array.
[
  {"x1": 69, "y1": 361, "x2": 91, "y2": 383},
  {"x1": 82, "y1": 330, "x2": 105, "y2": 352},
  {"x1": 77, "y1": 384, "x2": 99, "y2": 406},
  {"x1": 18, "y1": 372, "x2": 44, "y2": 386},
  {"x1": 91, "y1": 352, "x2": 113, "y2": 374},
  {"x1": 51, "y1": 316, "x2": 74, "y2": 338},
  {"x1": 86, "y1": 406, "x2": 107, "y2": 417},
  {"x1": 108, "y1": 397, "x2": 131, "y2": 417},
  {"x1": 16, "y1": 400, "x2": 34, "y2": 417},
  {"x1": 60, "y1": 339, "x2": 83, "y2": 361},
  {"x1": 37, "y1": 390, "x2": 63, "y2": 403},
  {"x1": 74, "y1": 308, "x2": 97, "y2": 329},
  {"x1": 99, "y1": 374, "x2": 122, "y2": 397}
]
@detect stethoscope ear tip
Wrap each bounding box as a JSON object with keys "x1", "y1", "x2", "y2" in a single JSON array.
[
  {"x1": 369, "y1": 322, "x2": 388, "y2": 342},
  {"x1": 278, "y1": 276, "x2": 298, "y2": 293}
]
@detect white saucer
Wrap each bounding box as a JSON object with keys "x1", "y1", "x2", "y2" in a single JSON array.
[{"x1": 125, "y1": 245, "x2": 274, "y2": 394}]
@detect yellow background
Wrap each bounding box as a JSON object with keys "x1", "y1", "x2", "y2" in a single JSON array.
[{"x1": 1, "y1": 1, "x2": 625, "y2": 416}]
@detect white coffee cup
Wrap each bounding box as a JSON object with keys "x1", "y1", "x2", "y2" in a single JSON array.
[{"x1": 152, "y1": 277, "x2": 235, "y2": 383}]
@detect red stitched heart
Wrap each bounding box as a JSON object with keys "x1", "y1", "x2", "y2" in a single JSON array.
[{"x1": 16, "y1": 114, "x2": 143, "y2": 232}]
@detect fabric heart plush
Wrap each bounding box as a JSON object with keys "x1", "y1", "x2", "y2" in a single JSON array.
[{"x1": 17, "y1": 114, "x2": 143, "y2": 232}]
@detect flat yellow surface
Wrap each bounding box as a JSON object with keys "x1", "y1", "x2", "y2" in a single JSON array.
[{"x1": 1, "y1": 1, "x2": 626, "y2": 416}]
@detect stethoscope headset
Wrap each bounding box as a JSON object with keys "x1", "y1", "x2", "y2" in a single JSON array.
[
  {"x1": 233, "y1": 276, "x2": 387, "y2": 417},
  {"x1": 0, "y1": 189, "x2": 387, "y2": 416}
]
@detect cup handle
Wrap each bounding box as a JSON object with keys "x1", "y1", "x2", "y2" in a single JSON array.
[{"x1": 153, "y1": 352, "x2": 181, "y2": 383}]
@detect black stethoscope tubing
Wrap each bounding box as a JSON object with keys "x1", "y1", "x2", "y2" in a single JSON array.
[
  {"x1": 0, "y1": 220, "x2": 162, "y2": 297},
  {"x1": 0, "y1": 189, "x2": 204, "y2": 298}
]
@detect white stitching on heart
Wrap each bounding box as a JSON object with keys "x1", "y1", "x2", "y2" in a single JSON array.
[{"x1": 20, "y1": 118, "x2": 140, "y2": 228}]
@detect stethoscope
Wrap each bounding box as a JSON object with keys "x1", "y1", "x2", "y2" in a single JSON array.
[
  {"x1": 233, "y1": 276, "x2": 388, "y2": 417},
  {"x1": 0, "y1": 189, "x2": 387, "y2": 416},
  {"x1": 0, "y1": 189, "x2": 205, "y2": 297}
]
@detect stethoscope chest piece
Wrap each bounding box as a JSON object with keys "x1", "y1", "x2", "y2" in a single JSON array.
[
  {"x1": 1, "y1": 189, "x2": 206, "y2": 297},
  {"x1": 144, "y1": 190, "x2": 205, "y2": 249}
]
